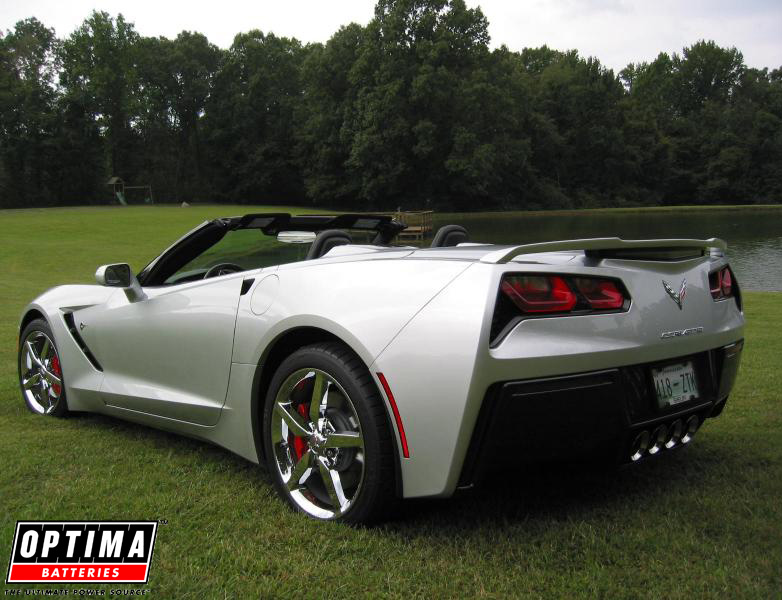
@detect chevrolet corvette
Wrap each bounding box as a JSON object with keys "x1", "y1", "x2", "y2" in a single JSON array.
[{"x1": 18, "y1": 213, "x2": 744, "y2": 522}]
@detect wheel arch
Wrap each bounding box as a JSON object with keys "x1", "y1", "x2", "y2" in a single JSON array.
[
  {"x1": 19, "y1": 307, "x2": 47, "y2": 337},
  {"x1": 250, "y1": 326, "x2": 403, "y2": 498}
]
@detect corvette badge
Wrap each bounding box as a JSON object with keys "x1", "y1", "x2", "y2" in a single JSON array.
[{"x1": 662, "y1": 278, "x2": 686, "y2": 310}]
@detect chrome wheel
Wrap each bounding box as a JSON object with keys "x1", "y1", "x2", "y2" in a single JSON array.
[
  {"x1": 20, "y1": 330, "x2": 63, "y2": 415},
  {"x1": 271, "y1": 368, "x2": 365, "y2": 519}
]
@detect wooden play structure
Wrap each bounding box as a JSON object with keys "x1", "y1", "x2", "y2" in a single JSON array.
[{"x1": 107, "y1": 177, "x2": 154, "y2": 205}]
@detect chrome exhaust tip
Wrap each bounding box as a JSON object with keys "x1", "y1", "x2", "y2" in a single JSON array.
[
  {"x1": 648, "y1": 424, "x2": 668, "y2": 456},
  {"x1": 681, "y1": 415, "x2": 700, "y2": 444},
  {"x1": 630, "y1": 430, "x2": 650, "y2": 462},
  {"x1": 665, "y1": 419, "x2": 684, "y2": 449}
]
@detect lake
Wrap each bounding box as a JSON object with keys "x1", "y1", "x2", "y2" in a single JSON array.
[{"x1": 432, "y1": 208, "x2": 782, "y2": 291}]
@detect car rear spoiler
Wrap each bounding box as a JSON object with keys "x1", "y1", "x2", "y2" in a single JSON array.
[{"x1": 479, "y1": 237, "x2": 727, "y2": 264}]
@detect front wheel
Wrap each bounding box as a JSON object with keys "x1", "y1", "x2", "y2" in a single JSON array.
[
  {"x1": 18, "y1": 318, "x2": 68, "y2": 417},
  {"x1": 262, "y1": 342, "x2": 397, "y2": 523}
]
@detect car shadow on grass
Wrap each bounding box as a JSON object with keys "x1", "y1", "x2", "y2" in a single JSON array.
[
  {"x1": 385, "y1": 448, "x2": 726, "y2": 532},
  {"x1": 71, "y1": 411, "x2": 732, "y2": 532}
]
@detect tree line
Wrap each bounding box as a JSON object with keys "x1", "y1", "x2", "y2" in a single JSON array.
[{"x1": 1, "y1": 0, "x2": 781, "y2": 211}]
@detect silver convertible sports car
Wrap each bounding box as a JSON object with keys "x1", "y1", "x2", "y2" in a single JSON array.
[{"x1": 18, "y1": 213, "x2": 744, "y2": 522}]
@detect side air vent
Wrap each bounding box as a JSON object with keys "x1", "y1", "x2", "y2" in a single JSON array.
[
  {"x1": 240, "y1": 278, "x2": 255, "y2": 295},
  {"x1": 63, "y1": 312, "x2": 103, "y2": 371}
]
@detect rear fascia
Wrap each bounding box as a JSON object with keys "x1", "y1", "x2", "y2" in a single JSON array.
[
  {"x1": 459, "y1": 340, "x2": 743, "y2": 488},
  {"x1": 372, "y1": 253, "x2": 744, "y2": 499}
]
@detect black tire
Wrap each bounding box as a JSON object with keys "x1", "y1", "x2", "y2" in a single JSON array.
[
  {"x1": 262, "y1": 342, "x2": 397, "y2": 523},
  {"x1": 18, "y1": 318, "x2": 69, "y2": 417}
]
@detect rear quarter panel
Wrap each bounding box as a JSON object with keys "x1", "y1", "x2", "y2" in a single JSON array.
[{"x1": 231, "y1": 258, "x2": 473, "y2": 368}]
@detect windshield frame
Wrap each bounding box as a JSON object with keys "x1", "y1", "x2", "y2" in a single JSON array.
[{"x1": 136, "y1": 213, "x2": 405, "y2": 287}]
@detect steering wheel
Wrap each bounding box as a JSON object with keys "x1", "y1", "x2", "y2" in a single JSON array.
[{"x1": 203, "y1": 262, "x2": 244, "y2": 279}]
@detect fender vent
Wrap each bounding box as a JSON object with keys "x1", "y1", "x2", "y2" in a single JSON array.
[{"x1": 63, "y1": 312, "x2": 103, "y2": 371}]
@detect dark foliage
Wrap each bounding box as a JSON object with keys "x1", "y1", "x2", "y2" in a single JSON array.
[{"x1": 1, "y1": 5, "x2": 780, "y2": 209}]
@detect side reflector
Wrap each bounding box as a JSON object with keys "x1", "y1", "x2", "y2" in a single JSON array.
[{"x1": 376, "y1": 373, "x2": 410, "y2": 458}]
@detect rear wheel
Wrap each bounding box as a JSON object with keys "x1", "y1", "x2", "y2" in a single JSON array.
[
  {"x1": 18, "y1": 318, "x2": 68, "y2": 417},
  {"x1": 262, "y1": 342, "x2": 396, "y2": 523}
]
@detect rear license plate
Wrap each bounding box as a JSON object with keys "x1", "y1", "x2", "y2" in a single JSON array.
[{"x1": 652, "y1": 361, "x2": 699, "y2": 408}]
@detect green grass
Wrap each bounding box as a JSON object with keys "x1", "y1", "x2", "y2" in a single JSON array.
[{"x1": 1, "y1": 205, "x2": 781, "y2": 598}]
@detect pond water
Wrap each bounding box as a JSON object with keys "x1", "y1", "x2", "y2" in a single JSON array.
[{"x1": 432, "y1": 208, "x2": 782, "y2": 291}]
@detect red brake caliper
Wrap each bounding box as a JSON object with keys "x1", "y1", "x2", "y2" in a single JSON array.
[
  {"x1": 291, "y1": 403, "x2": 309, "y2": 459},
  {"x1": 288, "y1": 380, "x2": 310, "y2": 460},
  {"x1": 50, "y1": 356, "x2": 62, "y2": 396}
]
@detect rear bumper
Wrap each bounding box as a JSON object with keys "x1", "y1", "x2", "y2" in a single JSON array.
[{"x1": 459, "y1": 340, "x2": 743, "y2": 487}]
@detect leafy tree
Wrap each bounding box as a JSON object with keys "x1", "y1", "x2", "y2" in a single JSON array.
[
  {"x1": 204, "y1": 31, "x2": 305, "y2": 203},
  {"x1": 671, "y1": 40, "x2": 744, "y2": 116},
  {"x1": 0, "y1": 3, "x2": 780, "y2": 209},
  {"x1": 620, "y1": 53, "x2": 676, "y2": 122},
  {"x1": 136, "y1": 32, "x2": 221, "y2": 201},
  {"x1": 343, "y1": 0, "x2": 506, "y2": 209},
  {"x1": 529, "y1": 51, "x2": 631, "y2": 207},
  {"x1": 297, "y1": 24, "x2": 366, "y2": 207},
  {"x1": 60, "y1": 12, "x2": 140, "y2": 181},
  {"x1": 0, "y1": 18, "x2": 60, "y2": 207}
]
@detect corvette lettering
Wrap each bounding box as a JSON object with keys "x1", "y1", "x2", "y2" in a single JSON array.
[
  {"x1": 660, "y1": 326, "x2": 704, "y2": 339},
  {"x1": 6, "y1": 521, "x2": 158, "y2": 584}
]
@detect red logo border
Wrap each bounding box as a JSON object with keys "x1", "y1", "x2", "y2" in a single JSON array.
[{"x1": 6, "y1": 520, "x2": 158, "y2": 585}]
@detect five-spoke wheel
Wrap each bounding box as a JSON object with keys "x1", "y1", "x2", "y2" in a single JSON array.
[
  {"x1": 18, "y1": 319, "x2": 68, "y2": 417},
  {"x1": 271, "y1": 368, "x2": 365, "y2": 518},
  {"x1": 263, "y1": 342, "x2": 396, "y2": 523}
]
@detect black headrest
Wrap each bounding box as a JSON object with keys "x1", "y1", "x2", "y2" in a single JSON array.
[
  {"x1": 306, "y1": 229, "x2": 353, "y2": 260},
  {"x1": 431, "y1": 224, "x2": 469, "y2": 248}
]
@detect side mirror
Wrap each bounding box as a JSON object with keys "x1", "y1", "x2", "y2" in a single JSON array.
[
  {"x1": 96, "y1": 263, "x2": 132, "y2": 287},
  {"x1": 95, "y1": 263, "x2": 146, "y2": 303}
]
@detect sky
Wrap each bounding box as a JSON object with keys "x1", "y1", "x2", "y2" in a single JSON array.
[{"x1": 1, "y1": 0, "x2": 780, "y2": 73}]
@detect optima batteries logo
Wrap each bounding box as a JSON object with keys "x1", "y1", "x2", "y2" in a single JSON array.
[{"x1": 6, "y1": 521, "x2": 158, "y2": 584}]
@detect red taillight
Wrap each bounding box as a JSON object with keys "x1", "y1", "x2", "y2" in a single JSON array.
[
  {"x1": 492, "y1": 273, "x2": 630, "y2": 342},
  {"x1": 710, "y1": 267, "x2": 734, "y2": 300},
  {"x1": 709, "y1": 270, "x2": 722, "y2": 299},
  {"x1": 500, "y1": 274, "x2": 627, "y2": 315},
  {"x1": 501, "y1": 275, "x2": 577, "y2": 313},
  {"x1": 720, "y1": 268, "x2": 732, "y2": 297},
  {"x1": 573, "y1": 278, "x2": 625, "y2": 310}
]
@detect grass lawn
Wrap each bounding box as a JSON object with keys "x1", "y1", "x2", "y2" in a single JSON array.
[{"x1": 1, "y1": 205, "x2": 780, "y2": 598}]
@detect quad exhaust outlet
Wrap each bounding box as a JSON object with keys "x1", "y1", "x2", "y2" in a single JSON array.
[
  {"x1": 681, "y1": 415, "x2": 700, "y2": 444},
  {"x1": 630, "y1": 430, "x2": 650, "y2": 462},
  {"x1": 665, "y1": 419, "x2": 684, "y2": 449},
  {"x1": 629, "y1": 415, "x2": 700, "y2": 462},
  {"x1": 648, "y1": 424, "x2": 668, "y2": 455}
]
